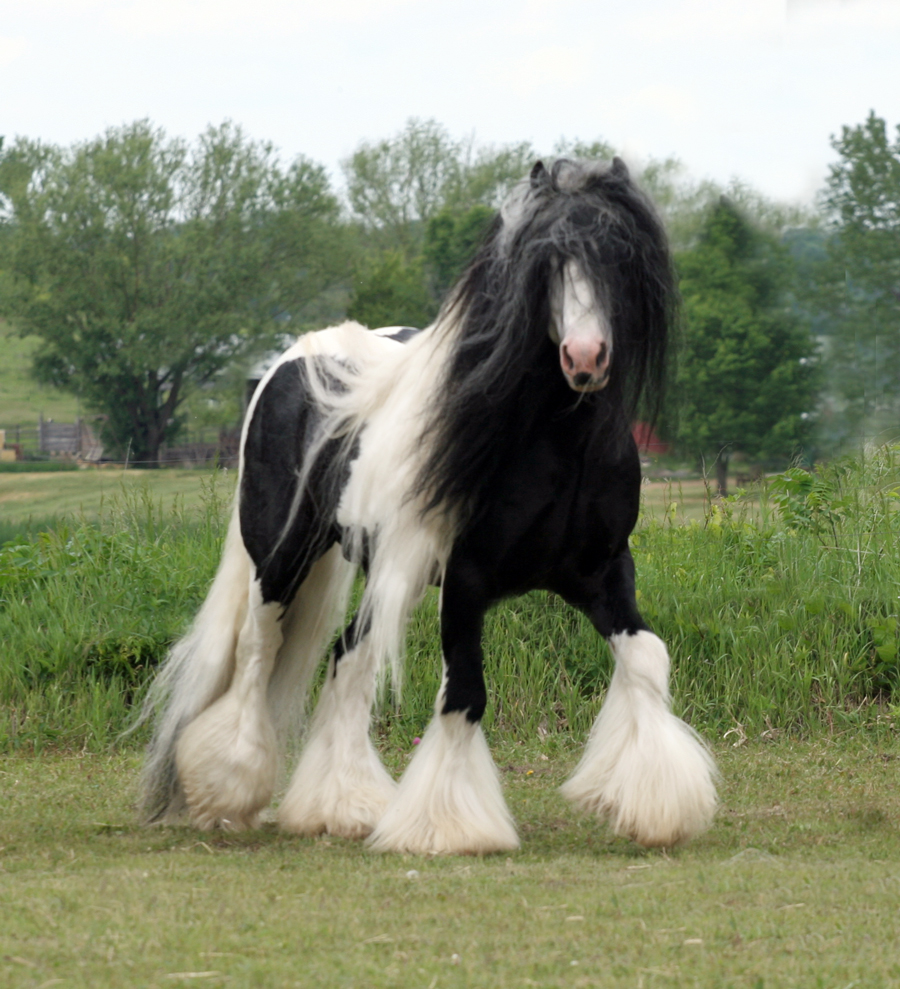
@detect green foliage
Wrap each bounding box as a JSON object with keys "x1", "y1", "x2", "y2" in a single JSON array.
[
  {"x1": 816, "y1": 111, "x2": 900, "y2": 444},
  {"x1": 424, "y1": 204, "x2": 495, "y2": 298},
  {"x1": 342, "y1": 118, "x2": 535, "y2": 254},
  {"x1": 346, "y1": 250, "x2": 436, "y2": 329},
  {"x1": 342, "y1": 120, "x2": 540, "y2": 327},
  {"x1": 0, "y1": 460, "x2": 77, "y2": 472},
  {"x1": 674, "y1": 199, "x2": 818, "y2": 490},
  {"x1": 0, "y1": 120, "x2": 347, "y2": 462}
]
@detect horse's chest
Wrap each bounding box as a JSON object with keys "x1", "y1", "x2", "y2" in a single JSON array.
[{"x1": 465, "y1": 443, "x2": 634, "y2": 594}]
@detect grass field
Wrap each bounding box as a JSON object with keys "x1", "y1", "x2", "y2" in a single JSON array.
[
  {"x1": 1, "y1": 448, "x2": 898, "y2": 985},
  {"x1": 3, "y1": 736, "x2": 900, "y2": 988},
  {"x1": 0, "y1": 320, "x2": 81, "y2": 426},
  {"x1": 0, "y1": 467, "x2": 720, "y2": 531},
  {"x1": 0, "y1": 467, "x2": 236, "y2": 529}
]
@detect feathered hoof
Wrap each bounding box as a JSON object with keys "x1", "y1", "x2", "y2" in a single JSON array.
[
  {"x1": 365, "y1": 712, "x2": 519, "y2": 856},
  {"x1": 278, "y1": 779, "x2": 397, "y2": 840},
  {"x1": 367, "y1": 809, "x2": 520, "y2": 856},
  {"x1": 175, "y1": 694, "x2": 278, "y2": 832},
  {"x1": 561, "y1": 717, "x2": 718, "y2": 848}
]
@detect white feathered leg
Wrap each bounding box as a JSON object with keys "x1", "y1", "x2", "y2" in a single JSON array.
[
  {"x1": 561, "y1": 630, "x2": 717, "y2": 847},
  {"x1": 175, "y1": 580, "x2": 281, "y2": 830},
  {"x1": 367, "y1": 680, "x2": 519, "y2": 855},
  {"x1": 278, "y1": 638, "x2": 396, "y2": 838}
]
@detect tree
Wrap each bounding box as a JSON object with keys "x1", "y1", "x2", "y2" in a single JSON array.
[
  {"x1": 342, "y1": 120, "x2": 539, "y2": 325},
  {"x1": 675, "y1": 199, "x2": 818, "y2": 494},
  {"x1": 343, "y1": 119, "x2": 464, "y2": 254},
  {"x1": 816, "y1": 111, "x2": 900, "y2": 444},
  {"x1": 342, "y1": 119, "x2": 540, "y2": 253},
  {"x1": 423, "y1": 204, "x2": 495, "y2": 298},
  {"x1": 346, "y1": 251, "x2": 436, "y2": 329},
  {"x1": 0, "y1": 120, "x2": 345, "y2": 462}
]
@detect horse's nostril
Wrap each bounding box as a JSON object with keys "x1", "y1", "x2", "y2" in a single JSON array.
[
  {"x1": 596, "y1": 342, "x2": 607, "y2": 368},
  {"x1": 561, "y1": 345, "x2": 575, "y2": 371}
]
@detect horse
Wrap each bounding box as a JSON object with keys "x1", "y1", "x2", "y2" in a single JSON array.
[{"x1": 139, "y1": 157, "x2": 718, "y2": 854}]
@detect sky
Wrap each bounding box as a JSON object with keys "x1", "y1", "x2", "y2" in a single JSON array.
[{"x1": 2, "y1": 0, "x2": 899, "y2": 207}]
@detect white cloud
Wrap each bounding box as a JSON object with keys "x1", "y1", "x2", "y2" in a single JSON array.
[
  {"x1": 623, "y1": 85, "x2": 701, "y2": 127},
  {"x1": 6, "y1": 0, "x2": 420, "y2": 37},
  {"x1": 621, "y1": 0, "x2": 785, "y2": 46},
  {"x1": 787, "y1": 0, "x2": 900, "y2": 28},
  {"x1": 488, "y1": 45, "x2": 591, "y2": 97},
  {"x1": 108, "y1": 0, "x2": 419, "y2": 36},
  {"x1": 0, "y1": 36, "x2": 29, "y2": 67}
]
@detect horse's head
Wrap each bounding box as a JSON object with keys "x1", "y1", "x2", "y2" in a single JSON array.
[{"x1": 550, "y1": 259, "x2": 612, "y2": 393}]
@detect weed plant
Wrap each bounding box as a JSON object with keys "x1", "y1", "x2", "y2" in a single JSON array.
[{"x1": 1, "y1": 448, "x2": 899, "y2": 754}]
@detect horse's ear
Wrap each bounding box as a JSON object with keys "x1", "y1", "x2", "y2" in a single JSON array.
[
  {"x1": 611, "y1": 156, "x2": 629, "y2": 180},
  {"x1": 530, "y1": 161, "x2": 549, "y2": 189}
]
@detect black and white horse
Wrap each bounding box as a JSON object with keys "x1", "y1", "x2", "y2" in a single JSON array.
[{"x1": 140, "y1": 158, "x2": 717, "y2": 854}]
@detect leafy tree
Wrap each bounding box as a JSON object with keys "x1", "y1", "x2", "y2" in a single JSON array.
[
  {"x1": 343, "y1": 119, "x2": 540, "y2": 253},
  {"x1": 423, "y1": 204, "x2": 495, "y2": 298},
  {"x1": 347, "y1": 205, "x2": 497, "y2": 329},
  {"x1": 346, "y1": 251, "x2": 436, "y2": 329},
  {"x1": 343, "y1": 120, "x2": 541, "y2": 325},
  {"x1": 343, "y1": 119, "x2": 464, "y2": 254},
  {"x1": 816, "y1": 111, "x2": 900, "y2": 444},
  {"x1": 0, "y1": 120, "x2": 345, "y2": 462},
  {"x1": 675, "y1": 199, "x2": 818, "y2": 494}
]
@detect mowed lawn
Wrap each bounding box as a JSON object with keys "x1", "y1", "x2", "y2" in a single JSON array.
[
  {"x1": 0, "y1": 469, "x2": 238, "y2": 526},
  {"x1": 3, "y1": 736, "x2": 900, "y2": 988},
  {"x1": 0, "y1": 469, "x2": 736, "y2": 527}
]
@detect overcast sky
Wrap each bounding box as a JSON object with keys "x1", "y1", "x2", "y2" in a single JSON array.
[{"x1": 2, "y1": 0, "x2": 899, "y2": 206}]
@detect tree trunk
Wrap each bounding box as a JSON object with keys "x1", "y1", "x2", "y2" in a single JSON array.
[{"x1": 715, "y1": 452, "x2": 729, "y2": 498}]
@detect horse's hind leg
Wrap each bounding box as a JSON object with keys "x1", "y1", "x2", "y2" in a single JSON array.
[
  {"x1": 560, "y1": 551, "x2": 718, "y2": 847},
  {"x1": 367, "y1": 562, "x2": 519, "y2": 855},
  {"x1": 175, "y1": 577, "x2": 282, "y2": 830},
  {"x1": 278, "y1": 616, "x2": 396, "y2": 839}
]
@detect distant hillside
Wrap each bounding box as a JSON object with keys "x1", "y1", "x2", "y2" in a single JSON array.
[{"x1": 0, "y1": 320, "x2": 80, "y2": 426}]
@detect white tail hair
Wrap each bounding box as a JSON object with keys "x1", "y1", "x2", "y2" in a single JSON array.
[
  {"x1": 138, "y1": 518, "x2": 356, "y2": 824},
  {"x1": 139, "y1": 507, "x2": 250, "y2": 822}
]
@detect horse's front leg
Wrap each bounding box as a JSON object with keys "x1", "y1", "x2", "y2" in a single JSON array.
[
  {"x1": 367, "y1": 561, "x2": 519, "y2": 855},
  {"x1": 175, "y1": 577, "x2": 281, "y2": 830},
  {"x1": 559, "y1": 549, "x2": 718, "y2": 847}
]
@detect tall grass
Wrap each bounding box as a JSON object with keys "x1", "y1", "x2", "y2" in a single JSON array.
[{"x1": 1, "y1": 449, "x2": 899, "y2": 753}]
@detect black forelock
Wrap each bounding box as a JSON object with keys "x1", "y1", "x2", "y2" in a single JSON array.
[{"x1": 414, "y1": 159, "x2": 675, "y2": 523}]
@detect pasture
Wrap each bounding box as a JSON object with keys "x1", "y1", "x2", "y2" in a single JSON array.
[
  {"x1": 0, "y1": 466, "x2": 729, "y2": 537},
  {"x1": 0, "y1": 467, "x2": 230, "y2": 531},
  {"x1": 1, "y1": 448, "x2": 899, "y2": 985},
  {"x1": 4, "y1": 738, "x2": 900, "y2": 988}
]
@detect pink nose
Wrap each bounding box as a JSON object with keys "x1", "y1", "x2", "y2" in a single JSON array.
[{"x1": 560, "y1": 339, "x2": 610, "y2": 387}]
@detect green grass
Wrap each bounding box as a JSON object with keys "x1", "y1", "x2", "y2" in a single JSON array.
[
  {"x1": 0, "y1": 319, "x2": 81, "y2": 425},
  {"x1": 2, "y1": 449, "x2": 900, "y2": 985},
  {"x1": 2, "y1": 450, "x2": 900, "y2": 753},
  {"x1": 3, "y1": 737, "x2": 900, "y2": 988},
  {"x1": 0, "y1": 466, "x2": 236, "y2": 526}
]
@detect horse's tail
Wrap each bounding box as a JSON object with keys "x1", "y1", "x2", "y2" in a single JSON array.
[
  {"x1": 138, "y1": 511, "x2": 357, "y2": 825},
  {"x1": 138, "y1": 505, "x2": 251, "y2": 824}
]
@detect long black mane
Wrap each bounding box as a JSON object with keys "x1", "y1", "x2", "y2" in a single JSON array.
[{"x1": 415, "y1": 157, "x2": 675, "y2": 523}]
